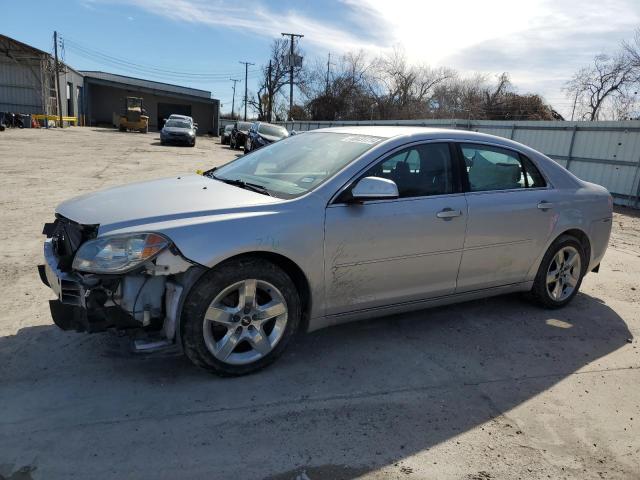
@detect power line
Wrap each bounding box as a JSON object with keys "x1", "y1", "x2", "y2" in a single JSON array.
[{"x1": 61, "y1": 35, "x2": 259, "y2": 80}]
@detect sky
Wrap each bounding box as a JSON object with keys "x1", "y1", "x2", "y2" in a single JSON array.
[{"x1": 3, "y1": 0, "x2": 640, "y2": 118}]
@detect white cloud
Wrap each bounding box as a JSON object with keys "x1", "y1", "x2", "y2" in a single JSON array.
[
  {"x1": 121, "y1": 0, "x2": 384, "y2": 53},
  {"x1": 343, "y1": 0, "x2": 640, "y2": 115},
  {"x1": 97, "y1": 0, "x2": 640, "y2": 116}
]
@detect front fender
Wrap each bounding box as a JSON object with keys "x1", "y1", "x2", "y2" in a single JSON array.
[{"x1": 110, "y1": 200, "x2": 326, "y2": 324}]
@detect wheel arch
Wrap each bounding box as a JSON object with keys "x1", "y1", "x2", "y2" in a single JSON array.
[
  {"x1": 526, "y1": 227, "x2": 592, "y2": 282},
  {"x1": 557, "y1": 228, "x2": 592, "y2": 269},
  {"x1": 189, "y1": 251, "x2": 313, "y2": 333}
]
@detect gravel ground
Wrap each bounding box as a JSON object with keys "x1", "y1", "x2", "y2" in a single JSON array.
[{"x1": 0, "y1": 127, "x2": 638, "y2": 480}]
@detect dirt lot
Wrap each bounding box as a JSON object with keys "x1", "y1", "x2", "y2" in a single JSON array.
[{"x1": 0, "y1": 127, "x2": 639, "y2": 480}]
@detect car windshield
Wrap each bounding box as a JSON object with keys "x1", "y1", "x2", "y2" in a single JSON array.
[
  {"x1": 209, "y1": 132, "x2": 384, "y2": 199},
  {"x1": 237, "y1": 122, "x2": 252, "y2": 131},
  {"x1": 165, "y1": 120, "x2": 191, "y2": 129},
  {"x1": 258, "y1": 124, "x2": 288, "y2": 138}
]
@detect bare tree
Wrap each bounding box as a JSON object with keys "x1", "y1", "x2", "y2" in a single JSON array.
[
  {"x1": 370, "y1": 48, "x2": 453, "y2": 119},
  {"x1": 565, "y1": 53, "x2": 637, "y2": 121},
  {"x1": 293, "y1": 46, "x2": 558, "y2": 121},
  {"x1": 248, "y1": 39, "x2": 303, "y2": 121}
]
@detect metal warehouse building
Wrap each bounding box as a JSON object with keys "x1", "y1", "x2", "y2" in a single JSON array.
[
  {"x1": 1, "y1": 34, "x2": 219, "y2": 134},
  {"x1": 82, "y1": 71, "x2": 219, "y2": 134},
  {"x1": 0, "y1": 34, "x2": 84, "y2": 122}
]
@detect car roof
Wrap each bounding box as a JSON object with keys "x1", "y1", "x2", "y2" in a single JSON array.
[
  {"x1": 307, "y1": 126, "x2": 539, "y2": 150},
  {"x1": 169, "y1": 114, "x2": 192, "y2": 119},
  {"x1": 309, "y1": 125, "x2": 485, "y2": 138}
]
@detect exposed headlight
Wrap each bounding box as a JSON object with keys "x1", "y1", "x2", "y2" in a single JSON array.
[
  {"x1": 72, "y1": 233, "x2": 169, "y2": 274},
  {"x1": 188, "y1": 131, "x2": 195, "y2": 136}
]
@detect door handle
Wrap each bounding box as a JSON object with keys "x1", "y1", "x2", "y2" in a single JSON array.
[
  {"x1": 436, "y1": 208, "x2": 462, "y2": 219},
  {"x1": 537, "y1": 201, "x2": 554, "y2": 210}
]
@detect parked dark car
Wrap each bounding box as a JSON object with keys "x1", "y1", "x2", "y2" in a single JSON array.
[
  {"x1": 221, "y1": 124, "x2": 233, "y2": 145},
  {"x1": 230, "y1": 121, "x2": 253, "y2": 150},
  {"x1": 245, "y1": 122, "x2": 289, "y2": 153},
  {"x1": 160, "y1": 118, "x2": 197, "y2": 147}
]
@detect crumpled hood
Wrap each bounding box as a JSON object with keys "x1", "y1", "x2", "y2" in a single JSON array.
[{"x1": 56, "y1": 175, "x2": 280, "y2": 233}]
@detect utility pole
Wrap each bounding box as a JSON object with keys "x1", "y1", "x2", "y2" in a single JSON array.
[
  {"x1": 326, "y1": 52, "x2": 332, "y2": 94},
  {"x1": 230, "y1": 78, "x2": 239, "y2": 119},
  {"x1": 239, "y1": 61, "x2": 254, "y2": 121},
  {"x1": 267, "y1": 60, "x2": 272, "y2": 121},
  {"x1": 281, "y1": 32, "x2": 304, "y2": 121},
  {"x1": 53, "y1": 31, "x2": 64, "y2": 128},
  {"x1": 570, "y1": 90, "x2": 579, "y2": 121}
]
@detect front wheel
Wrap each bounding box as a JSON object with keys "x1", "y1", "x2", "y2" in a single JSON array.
[
  {"x1": 531, "y1": 235, "x2": 586, "y2": 308},
  {"x1": 181, "y1": 257, "x2": 301, "y2": 376}
]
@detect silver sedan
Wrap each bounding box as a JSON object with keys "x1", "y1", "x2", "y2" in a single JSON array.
[{"x1": 39, "y1": 127, "x2": 613, "y2": 375}]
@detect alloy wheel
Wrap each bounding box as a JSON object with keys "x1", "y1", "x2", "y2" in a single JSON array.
[
  {"x1": 202, "y1": 279, "x2": 288, "y2": 365},
  {"x1": 546, "y1": 246, "x2": 581, "y2": 302}
]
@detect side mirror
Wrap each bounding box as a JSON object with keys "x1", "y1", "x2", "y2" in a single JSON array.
[
  {"x1": 350, "y1": 176, "x2": 399, "y2": 201},
  {"x1": 194, "y1": 123, "x2": 199, "y2": 129}
]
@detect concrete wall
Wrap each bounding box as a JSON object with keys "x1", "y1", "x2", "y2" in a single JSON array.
[
  {"x1": 279, "y1": 119, "x2": 640, "y2": 208},
  {"x1": 86, "y1": 82, "x2": 217, "y2": 134}
]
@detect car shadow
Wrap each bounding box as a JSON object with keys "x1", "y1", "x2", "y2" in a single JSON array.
[
  {"x1": 149, "y1": 141, "x2": 193, "y2": 147},
  {"x1": 0, "y1": 292, "x2": 632, "y2": 479}
]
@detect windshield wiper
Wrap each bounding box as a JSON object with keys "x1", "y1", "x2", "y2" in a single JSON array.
[{"x1": 210, "y1": 175, "x2": 273, "y2": 196}]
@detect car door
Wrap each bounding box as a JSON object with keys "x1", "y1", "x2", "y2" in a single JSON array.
[
  {"x1": 456, "y1": 143, "x2": 555, "y2": 292},
  {"x1": 324, "y1": 142, "x2": 468, "y2": 316}
]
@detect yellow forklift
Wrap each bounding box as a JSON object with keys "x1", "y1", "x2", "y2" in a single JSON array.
[{"x1": 118, "y1": 96, "x2": 149, "y2": 133}]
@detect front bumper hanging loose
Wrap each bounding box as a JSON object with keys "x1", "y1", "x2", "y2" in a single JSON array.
[{"x1": 38, "y1": 238, "x2": 136, "y2": 332}]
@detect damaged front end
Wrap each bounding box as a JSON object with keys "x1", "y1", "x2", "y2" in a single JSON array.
[{"x1": 38, "y1": 216, "x2": 203, "y2": 350}]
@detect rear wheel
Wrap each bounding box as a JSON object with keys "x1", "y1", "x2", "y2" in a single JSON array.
[
  {"x1": 181, "y1": 257, "x2": 301, "y2": 376},
  {"x1": 531, "y1": 235, "x2": 586, "y2": 308}
]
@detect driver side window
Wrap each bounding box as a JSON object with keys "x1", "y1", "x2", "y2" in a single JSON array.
[{"x1": 363, "y1": 143, "x2": 454, "y2": 198}]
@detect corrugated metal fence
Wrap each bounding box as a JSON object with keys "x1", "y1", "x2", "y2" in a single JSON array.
[{"x1": 278, "y1": 119, "x2": 640, "y2": 208}]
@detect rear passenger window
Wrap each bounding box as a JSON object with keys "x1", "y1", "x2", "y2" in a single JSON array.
[
  {"x1": 461, "y1": 144, "x2": 546, "y2": 192},
  {"x1": 364, "y1": 143, "x2": 454, "y2": 198}
]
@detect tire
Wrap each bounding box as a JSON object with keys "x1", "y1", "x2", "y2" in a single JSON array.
[
  {"x1": 181, "y1": 257, "x2": 301, "y2": 376},
  {"x1": 190, "y1": 140, "x2": 196, "y2": 147},
  {"x1": 530, "y1": 234, "x2": 586, "y2": 308},
  {"x1": 119, "y1": 126, "x2": 126, "y2": 132},
  {"x1": 230, "y1": 136, "x2": 236, "y2": 149},
  {"x1": 160, "y1": 140, "x2": 166, "y2": 145}
]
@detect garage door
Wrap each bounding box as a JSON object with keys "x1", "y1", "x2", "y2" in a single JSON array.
[{"x1": 158, "y1": 103, "x2": 191, "y2": 129}]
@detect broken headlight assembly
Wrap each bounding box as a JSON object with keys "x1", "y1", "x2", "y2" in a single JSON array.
[{"x1": 72, "y1": 233, "x2": 169, "y2": 274}]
